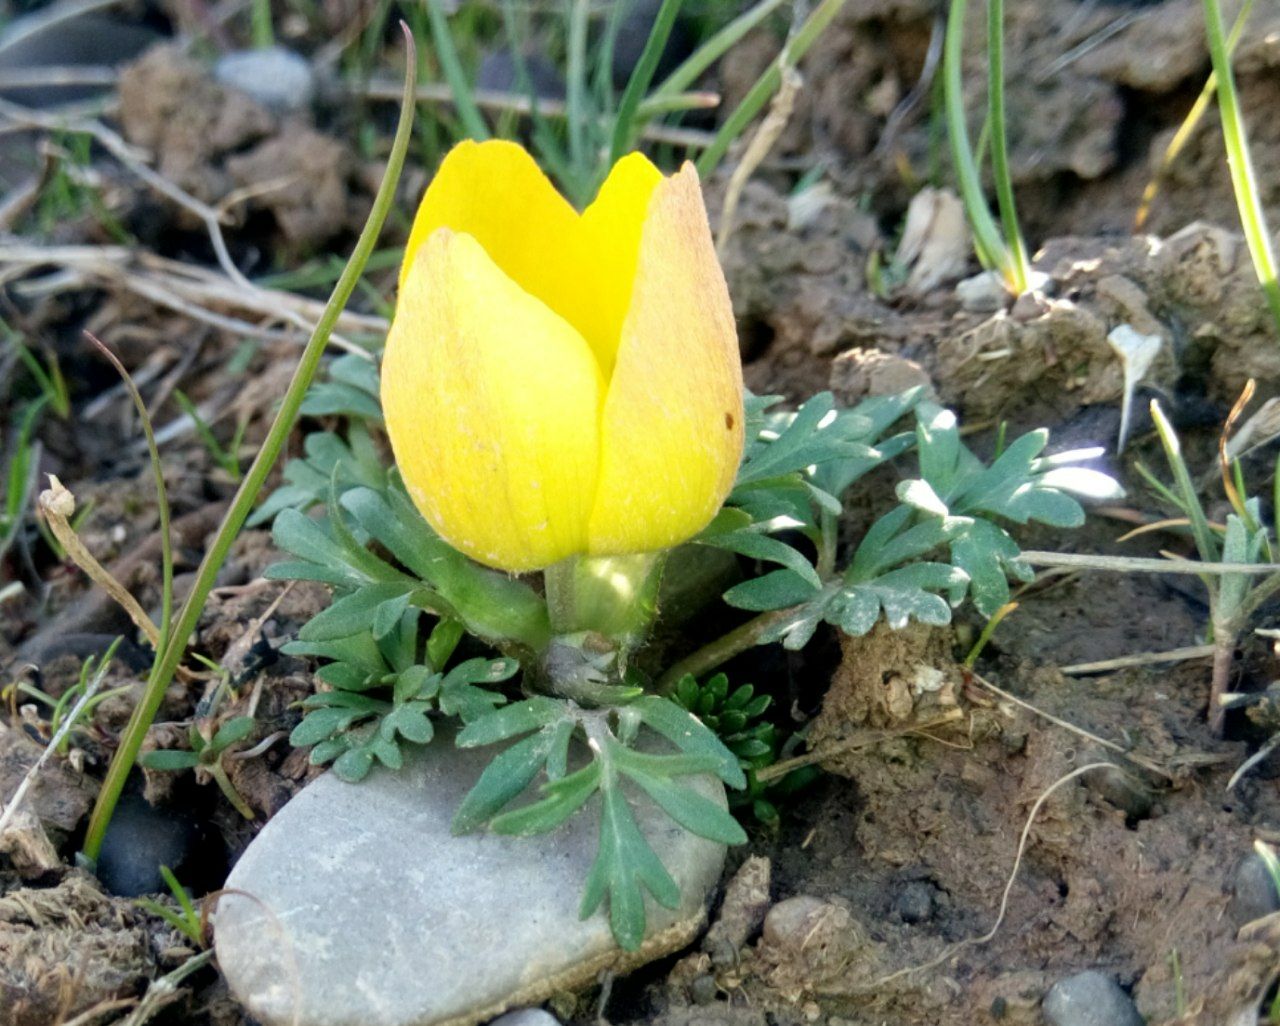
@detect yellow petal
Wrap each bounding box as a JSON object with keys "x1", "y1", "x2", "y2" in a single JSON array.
[
  {"x1": 587, "y1": 163, "x2": 744, "y2": 555},
  {"x1": 383, "y1": 228, "x2": 603, "y2": 572},
  {"x1": 401, "y1": 141, "x2": 664, "y2": 375},
  {"x1": 400, "y1": 139, "x2": 582, "y2": 335},
  {"x1": 572, "y1": 152, "x2": 664, "y2": 375}
]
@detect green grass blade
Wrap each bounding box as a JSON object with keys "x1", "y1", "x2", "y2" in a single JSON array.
[
  {"x1": 985, "y1": 0, "x2": 1028, "y2": 292},
  {"x1": 1135, "y1": 0, "x2": 1252, "y2": 230},
  {"x1": 695, "y1": 0, "x2": 849, "y2": 179},
  {"x1": 1149, "y1": 400, "x2": 1221, "y2": 581},
  {"x1": 1201, "y1": 0, "x2": 1280, "y2": 340},
  {"x1": 943, "y1": 0, "x2": 1012, "y2": 280},
  {"x1": 609, "y1": 0, "x2": 686, "y2": 164},
  {"x1": 81, "y1": 26, "x2": 422, "y2": 864},
  {"x1": 425, "y1": 0, "x2": 489, "y2": 141},
  {"x1": 651, "y1": 0, "x2": 786, "y2": 99}
]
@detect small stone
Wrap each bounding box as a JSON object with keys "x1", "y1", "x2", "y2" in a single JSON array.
[
  {"x1": 476, "y1": 48, "x2": 563, "y2": 99},
  {"x1": 1042, "y1": 971, "x2": 1144, "y2": 1026},
  {"x1": 689, "y1": 974, "x2": 718, "y2": 1005},
  {"x1": 1083, "y1": 766, "x2": 1155, "y2": 821},
  {"x1": 214, "y1": 46, "x2": 315, "y2": 114},
  {"x1": 955, "y1": 270, "x2": 1009, "y2": 313},
  {"x1": 894, "y1": 880, "x2": 934, "y2": 924},
  {"x1": 487, "y1": 1010, "x2": 561, "y2": 1026},
  {"x1": 215, "y1": 733, "x2": 727, "y2": 1026},
  {"x1": 1231, "y1": 853, "x2": 1280, "y2": 926}
]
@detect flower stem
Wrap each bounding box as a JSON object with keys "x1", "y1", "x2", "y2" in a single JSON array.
[
  {"x1": 655, "y1": 606, "x2": 797, "y2": 693},
  {"x1": 80, "y1": 26, "x2": 420, "y2": 863}
]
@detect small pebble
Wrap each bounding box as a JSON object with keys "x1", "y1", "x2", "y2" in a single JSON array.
[
  {"x1": 894, "y1": 880, "x2": 935, "y2": 924},
  {"x1": 1042, "y1": 970, "x2": 1144, "y2": 1026},
  {"x1": 487, "y1": 1010, "x2": 561, "y2": 1026},
  {"x1": 96, "y1": 791, "x2": 224, "y2": 898},
  {"x1": 955, "y1": 270, "x2": 1009, "y2": 313},
  {"x1": 1231, "y1": 853, "x2": 1280, "y2": 926},
  {"x1": 1084, "y1": 766, "x2": 1154, "y2": 821},
  {"x1": 689, "y1": 974, "x2": 718, "y2": 1005},
  {"x1": 214, "y1": 46, "x2": 315, "y2": 113},
  {"x1": 476, "y1": 47, "x2": 563, "y2": 99}
]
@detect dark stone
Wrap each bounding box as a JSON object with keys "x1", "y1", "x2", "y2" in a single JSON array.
[
  {"x1": 95, "y1": 791, "x2": 224, "y2": 898},
  {"x1": 476, "y1": 47, "x2": 564, "y2": 100},
  {"x1": 1043, "y1": 971, "x2": 1145, "y2": 1026},
  {"x1": 610, "y1": 0, "x2": 693, "y2": 90},
  {"x1": 895, "y1": 880, "x2": 935, "y2": 924},
  {"x1": 1231, "y1": 853, "x2": 1280, "y2": 926}
]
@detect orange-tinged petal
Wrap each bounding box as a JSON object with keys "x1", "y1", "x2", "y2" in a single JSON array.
[
  {"x1": 587, "y1": 163, "x2": 744, "y2": 555},
  {"x1": 383, "y1": 228, "x2": 603, "y2": 572}
]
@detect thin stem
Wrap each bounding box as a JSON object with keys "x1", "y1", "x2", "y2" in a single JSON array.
[
  {"x1": 943, "y1": 0, "x2": 1012, "y2": 281},
  {"x1": 655, "y1": 607, "x2": 797, "y2": 693},
  {"x1": 1135, "y1": 0, "x2": 1252, "y2": 230},
  {"x1": 250, "y1": 0, "x2": 275, "y2": 48},
  {"x1": 87, "y1": 335, "x2": 173, "y2": 663},
  {"x1": 985, "y1": 0, "x2": 1028, "y2": 292},
  {"x1": 609, "y1": 0, "x2": 685, "y2": 163},
  {"x1": 1202, "y1": 0, "x2": 1280, "y2": 340},
  {"x1": 80, "y1": 27, "x2": 421, "y2": 863},
  {"x1": 694, "y1": 0, "x2": 849, "y2": 179}
]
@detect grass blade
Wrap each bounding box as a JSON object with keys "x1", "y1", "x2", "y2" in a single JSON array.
[
  {"x1": 1201, "y1": 0, "x2": 1280, "y2": 340},
  {"x1": 695, "y1": 0, "x2": 849, "y2": 179},
  {"x1": 425, "y1": 0, "x2": 488, "y2": 141},
  {"x1": 943, "y1": 0, "x2": 1012, "y2": 281},
  {"x1": 609, "y1": 0, "x2": 685, "y2": 163},
  {"x1": 985, "y1": 0, "x2": 1028, "y2": 292},
  {"x1": 81, "y1": 25, "x2": 422, "y2": 863}
]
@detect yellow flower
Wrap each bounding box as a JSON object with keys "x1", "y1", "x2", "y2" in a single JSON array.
[{"x1": 382, "y1": 140, "x2": 744, "y2": 572}]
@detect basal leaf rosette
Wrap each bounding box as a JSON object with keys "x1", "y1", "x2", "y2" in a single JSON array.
[{"x1": 382, "y1": 140, "x2": 744, "y2": 573}]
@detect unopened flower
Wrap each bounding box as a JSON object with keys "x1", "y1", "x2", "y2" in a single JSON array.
[{"x1": 382, "y1": 140, "x2": 744, "y2": 572}]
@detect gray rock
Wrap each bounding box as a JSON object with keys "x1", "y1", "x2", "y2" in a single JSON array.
[
  {"x1": 214, "y1": 46, "x2": 314, "y2": 114},
  {"x1": 487, "y1": 1010, "x2": 561, "y2": 1026},
  {"x1": 894, "y1": 880, "x2": 935, "y2": 924},
  {"x1": 1043, "y1": 971, "x2": 1145, "y2": 1026},
  {"x1": 214, "y1": 732, "x2": 727, "y2": 1026},
  {"x1": 1231, "y1": 853, "x2": 1280, "y2": 926}
]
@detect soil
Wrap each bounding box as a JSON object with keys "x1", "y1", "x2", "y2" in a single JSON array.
[{"x1": 5, "y1": 0, "x2": 1280, "y2": 1024}]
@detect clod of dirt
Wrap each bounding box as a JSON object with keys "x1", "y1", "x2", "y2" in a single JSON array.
[
  {"x1": 754, "y1": 896, "x2": 884, "y2": 998},
  {"x1": 119, "y1": 45, "x2": 276, "y2": 210},
  {"x1": 0, "y1": 871, "x2": 152, "y2": 1026},
  {"x1": 226, "y1": 125, "x2": 364, "y2": 252},
  {"x1": 0, "y1": 807, "x2": 61, "y2": 879},
  {"x1": 704, "y1": 855, "x2": 772, "y2": 968},
  {"x1": 812, "y1": 622, "x2": 960, "y2": 739},
  {"x1": 0, "y1": 721, "x2": 97, "y2": 843},
  {"x1": 830, "y1": 347, "x2": 936, "y2": 406}
]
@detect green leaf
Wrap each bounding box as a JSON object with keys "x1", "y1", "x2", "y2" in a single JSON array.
[
  {"x1": 704, "y1": 529, "x2": 822, "y2": 588},
  {"x1": 139, "y1": 749, "x2": 201, "y2": 771},
  {"x1": 210, "y1": 716, "x2": 255, "y2": 752},
  {"x1": 579, "y1": 782, "x2": 681, "y2": 951},
  {"x1": 490, "y1": 761, "x2": 601, "y2": 835},
  {"x1": 333, "y1": 747, "x2": 375, "y2": 781},
  {"x1": 452, "y1": 730, "x2": 559, "y2": 834},
  {"x1": 618, "y1": 757, "x2": 747, "y2": 845},
  {"x1": 723, "y1": 569, "x2": 821, "y2": 612},
  {"x1": 456, "y1": 698, "x2": 565, "y2": 747},
  {"x1": 298, "y1": 583, "x2": 416, "y2": 642},
  {"x1": 632, "y1": 697, "x2": 746, "y2": 789}
]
